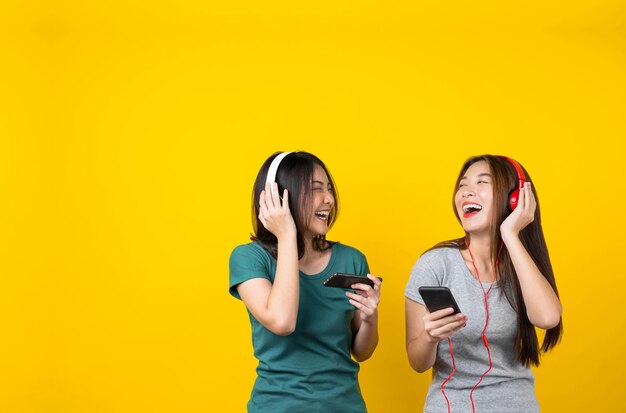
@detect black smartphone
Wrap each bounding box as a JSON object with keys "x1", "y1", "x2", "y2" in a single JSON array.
[
  {"x1": 418, "y1": 286, "x2": 462, "y2": 314},
  {"x1": 323, "y1": 273, "x2": 383, "y2": 289}
]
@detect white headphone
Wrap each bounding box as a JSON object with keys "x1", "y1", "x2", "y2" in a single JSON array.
[{"x1": 266, "y1": 152, "x2": 292, "y2": 196}]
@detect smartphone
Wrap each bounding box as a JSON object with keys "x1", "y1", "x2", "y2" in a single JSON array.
[
  {"x1": 323, "y1": 273, "x2": 383, "y2": 289},
  {"x1": 418, "y1": 286, "x2": 462, "y2": 314}
]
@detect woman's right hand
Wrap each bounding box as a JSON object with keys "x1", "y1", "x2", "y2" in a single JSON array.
[
  {"x1": 422, "y1": 307, "x2": 468, "y2": 343},
  {"x1": 258, "y1": 182, "x2": 296, "y2": 240}
]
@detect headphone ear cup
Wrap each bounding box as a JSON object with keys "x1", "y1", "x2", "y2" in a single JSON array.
[{"x1": 509, "y1": 189, "x2": 519, "y2": 211}]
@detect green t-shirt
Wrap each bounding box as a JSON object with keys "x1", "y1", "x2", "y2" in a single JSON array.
[{"x1": 229, "y1": 241, "x2": 370, "y2": 413}]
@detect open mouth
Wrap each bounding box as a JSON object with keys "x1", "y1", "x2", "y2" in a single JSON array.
[
  {"x1": 315, "y1": 210, "x2": 330, "y2": 221},
  {"x1": 462, "y1": 203, "x2": 482, "y2": 218}
]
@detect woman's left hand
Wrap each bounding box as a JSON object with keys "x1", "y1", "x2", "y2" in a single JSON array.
[
  {"x1": 500, "y1": 182, "x2": 536, "y2": 239},
  {"x1": 346, "y1": 274, "x2": 382, "y2": 325}
]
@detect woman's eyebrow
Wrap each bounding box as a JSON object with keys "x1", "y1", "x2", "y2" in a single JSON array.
[
  {"x1": 461, "y1": 173, "x2": 491, "y2": 179},
  {"x1": 311, "y1": 180, "x2": 326, "y2": 185},
  {"x1": 460, "y1": 173, "x2": 491, "y2": 181}
]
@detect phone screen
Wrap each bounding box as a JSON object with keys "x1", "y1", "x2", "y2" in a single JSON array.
[{"x1": 418, "y1": 286, "x2": 462, "y2": 314}]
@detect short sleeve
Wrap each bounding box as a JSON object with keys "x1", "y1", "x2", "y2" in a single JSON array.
[
  {"x1": 404, "y1": 250, "x2": 443, "y2": 304},
  {"x1": 229, "y1": 243, "x2": 273, "y2": 299},
  {"x1": 357, "y1": 251, "x2": 370, "y2": 276},
  {"x1": 335, "y1": 243, "x2": 370, "y2": 276},
  {"x1": 362, "y1": 258, "x2": 370, "y2": 277}
]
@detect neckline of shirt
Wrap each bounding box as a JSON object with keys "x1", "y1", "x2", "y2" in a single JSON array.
[
  {"x1": 299, "y1": 243, "x2": 338, "y2": 279},
  {"x1": 453, "y1": 247, "x2": 500, "y2": 290}
]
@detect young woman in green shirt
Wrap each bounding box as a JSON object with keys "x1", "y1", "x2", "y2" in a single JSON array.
[{"x1": 229, "y1": 151, "x2": 382, "y2": 413}]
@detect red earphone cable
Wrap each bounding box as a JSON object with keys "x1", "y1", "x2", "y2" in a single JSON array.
[
  {"x1": 465, "y1": 239, "x2": 504, "y2": 413},
  {"x1": 441, "y1": 337, "x2": 456, "y2": 413},
  {"x1": 469, "y1": 283, "x2": 494, "y2": 412}
]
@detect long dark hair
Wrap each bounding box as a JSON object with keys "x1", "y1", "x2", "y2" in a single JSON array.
[
  {"x1": 250, "y1": 151, "x2": 339, "y2": 259},
  {"x1": 431, "y1": 155, "x2": 562, "y2": 366}
]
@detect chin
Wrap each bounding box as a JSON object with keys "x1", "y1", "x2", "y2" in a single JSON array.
[
  {"x1": 316, "y1": 228, "x2": 329, "y2": 237},
  {"x1": 462, "y1": 221, "x2": 486, "y2": 233},
  {"x1": 463, "y1": 221, "x2": 495, "y2": 236}
]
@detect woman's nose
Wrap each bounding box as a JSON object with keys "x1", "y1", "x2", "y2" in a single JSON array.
[
  {"x1": 462, "y1": 187, "x2": 475, "y2": 198},
  {"x1": 323, "y1": 189, "x2": 334, "y2": 203}
]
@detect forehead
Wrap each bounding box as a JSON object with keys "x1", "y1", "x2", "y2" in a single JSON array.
[
  {"x1": 311, "y1": 164, "x2": 330, "y2": 182},
  {"x1": 462, "y1": 160, "x2": 490, "y2": 178}
]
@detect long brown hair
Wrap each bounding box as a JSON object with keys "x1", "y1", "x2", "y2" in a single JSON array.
[
  {"x1": 431, "y1": 155, "x2": 562, "y2": 366},
  {"x1": 250, "y1": 151, "x2": 339, "y2": 259}
]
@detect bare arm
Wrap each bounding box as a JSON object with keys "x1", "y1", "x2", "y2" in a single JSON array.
[
  {"x1": 405, "y1": 298, "x2": 467, "y2": 373},
  {"x1": 500, "y1": 183, "x2": 562, "y2": 329},
  {"x1": 237, "y1": 183, "x2": 299, "y2": 336}
]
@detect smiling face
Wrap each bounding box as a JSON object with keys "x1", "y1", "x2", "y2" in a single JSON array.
[
  {"x1": 454, "y1": 160, "x2": 495, "y2": 235},
  {"x1": 302, "y1": 164, "x2": 335, "y2": 239}
]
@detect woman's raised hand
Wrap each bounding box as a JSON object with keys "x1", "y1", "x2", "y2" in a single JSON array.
[
  {"x1": 500, "y1": 182, "x2": 536, "y2": 240},
  {"x1": 258, "y1": 182, "x2": 296, "y2": 240}
]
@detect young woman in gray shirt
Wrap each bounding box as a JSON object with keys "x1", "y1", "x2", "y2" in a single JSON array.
[{"x1": 405, "y1": 155, "x2": 562, "y2": 413}]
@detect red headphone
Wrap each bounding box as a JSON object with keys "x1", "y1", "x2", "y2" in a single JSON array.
[{"x1": 500, "y1": 156, "x2": 527, "y2": 211}]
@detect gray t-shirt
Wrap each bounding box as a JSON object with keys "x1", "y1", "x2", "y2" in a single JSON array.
[{"x1": 405, "y1": 247, "x2": 539, "y2": 413}]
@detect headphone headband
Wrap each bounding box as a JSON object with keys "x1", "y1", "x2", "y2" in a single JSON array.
[
  {"x1": 266, "y1": 152, "x2": 293, "y2": 194},
  {"x1": 500, "y1": 156, "x2": 527, "y2": 190}
]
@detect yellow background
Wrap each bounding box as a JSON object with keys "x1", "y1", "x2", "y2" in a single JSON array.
[{"x1": 1, "y1": 1, "x2": 624, "y2": 412}]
